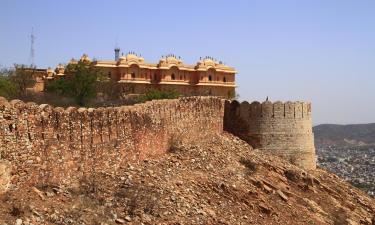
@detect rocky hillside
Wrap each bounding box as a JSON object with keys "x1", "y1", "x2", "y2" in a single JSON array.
[
  {"x1": 1, "y1": 133, "x2": 375, "y2": 225},
  {"x1": 314, "y1": 123, "x2": 375, "y2": 148}
]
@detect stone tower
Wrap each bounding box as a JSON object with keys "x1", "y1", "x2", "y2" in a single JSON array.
[{"x1": 224, "y1": 100, "x2": 316, "y2": 170}]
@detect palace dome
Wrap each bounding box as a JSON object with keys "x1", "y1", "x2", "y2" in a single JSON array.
[{"x1": 80, "y1": 54, "x2": 91, "y2": 62}]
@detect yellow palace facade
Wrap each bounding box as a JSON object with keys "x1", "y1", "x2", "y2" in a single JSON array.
[{"x1": 37, "y1": 50, "x2": 237, "y2": 98}]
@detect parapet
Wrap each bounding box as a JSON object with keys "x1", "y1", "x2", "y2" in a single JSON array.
[{"x1": 225, "y1": 100, "x2": 312, "y2": 119}]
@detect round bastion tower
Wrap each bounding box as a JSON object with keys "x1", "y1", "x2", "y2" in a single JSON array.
[{"x1": 224, "y1": 100, "x2": 316, "y2": 170}]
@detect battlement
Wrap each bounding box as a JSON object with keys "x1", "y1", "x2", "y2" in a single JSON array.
[{"x1": 227, "y1": 100, "x2": 312, "y2": 119}]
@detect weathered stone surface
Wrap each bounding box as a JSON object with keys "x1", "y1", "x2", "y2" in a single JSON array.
[
  {"x1": 224, "y1": 100, "x2": 316, "y2": 170},
  {"x1": 0, "y1": 160, "x2": 11, "y2": 193},
  {"x1": 277, "y1": 190, "x2": 288, "y2": 201},
  {"x1": 0, "y1": 134, "x2": 374, "y2": 225},
  {"x1": 0, "y1": 96, "x2": 317, "y2": 189},
  {"x1": 0, "y1": 97, "x2": 224, "y2": 187}
]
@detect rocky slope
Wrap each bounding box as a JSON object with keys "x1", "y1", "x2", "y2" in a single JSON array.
[{"x1": 1, "y1": 133, "x2": 374, "y2": 225}]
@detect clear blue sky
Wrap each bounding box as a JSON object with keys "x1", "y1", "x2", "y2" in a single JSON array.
[{"x1": 1, "y1": 0, "x2": 374, "y2": 125}]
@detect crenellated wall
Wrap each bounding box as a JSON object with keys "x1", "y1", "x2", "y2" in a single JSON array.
[
  {"x1": 0, "y1": 96, "x2": 317, "y2": 191},
  {"x1": 224, "y1": 100, "x2": 316, "y2": 170},
  {"x1": 0, "y1": 97, "x2": 224, "y2": 187}
]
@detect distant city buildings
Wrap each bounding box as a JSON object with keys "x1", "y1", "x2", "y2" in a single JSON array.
[{"x1": 317, "y1": 146, "x2": 375, "y2": 197}]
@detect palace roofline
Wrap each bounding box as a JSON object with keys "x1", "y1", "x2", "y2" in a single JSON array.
[{"x1": 90, "y1": 53, "x2": 236, "y2": 73}]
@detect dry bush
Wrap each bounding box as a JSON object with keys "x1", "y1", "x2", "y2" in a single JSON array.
[
  {"x1": 239, "y1": 158, "x2": 258, "y2": 174},
  {"x1": 332, "y1": 208, "x2": 349, "y2": 225},
  {"x1": 168, "y1": 134, "x2": 184, "y2": 153},
  {"x1": 115, "y1": 184, "x2": 160, "y2": 217},
  {"x1": 284, "y1": 169, "x2": 302, "y2": 182}
]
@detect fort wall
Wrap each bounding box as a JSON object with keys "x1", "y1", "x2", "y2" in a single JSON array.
[
  {"x1": 0, "y1": 97, "x2": 224, "y2": 187},
  {"x1": 224, "y1": 100, "x2": 316, "y2": 170},
  {"x1": 0, "y1": 96, "x2": 317, "y2": 191}
]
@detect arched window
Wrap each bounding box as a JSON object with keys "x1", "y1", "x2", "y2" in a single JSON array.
[
  {"x1": 208, "y1": 75, "x2": 212, "y2": 81},
  {"x1": 223, "y1": 77, "x2": 226, "y2": 82},
  {"x1": 131, "y1": 72, "x2": 135, "y2": 79},
  {"x1": 171, "y1": 73, "x2": 175, "y2": 80}
]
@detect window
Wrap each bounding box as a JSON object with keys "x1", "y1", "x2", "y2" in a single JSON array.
[
  {"x1": 223, "y1": 77, "x2": 226, "y2": 82},
  {"x1": 208, "y1": 75, "x2": 212, "y2": 81},
  {"x1": 171, "y1": 73, "x2": 175, "y2": 80},
  {"x1": 108, "y1": 71, "x2": 111, "y2": 78},
  {"x1": 131, "y1": 72, "x2": 135, "y2": 79}
]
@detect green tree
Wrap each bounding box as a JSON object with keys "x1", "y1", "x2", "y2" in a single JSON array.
[
  {"x1": 0, "y1": 67, "x2": 17, "y2": 98},
  {"x1": 46, "y1": 60, "x2": 103, "y2": 106},
  {"x1": 0, "y1": 77, "x2": 17, "y2": 98},
  {"x1": 11, "y1": 64, "x2": 37, "y2": 97}
]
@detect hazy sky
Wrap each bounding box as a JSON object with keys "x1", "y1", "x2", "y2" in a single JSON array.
[{"x1": 0, "y1": 0, "x2": 374, "y2": 125}]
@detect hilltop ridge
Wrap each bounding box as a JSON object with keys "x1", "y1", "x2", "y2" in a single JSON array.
[
  {"x1": 1, "y1": 96, "x2": 374, "y2": 224},
  {"x1": 1, "y1": 133, "x2": 374, "y2": 224},
  {"x1": 314, "y1": 123, "x2": 375, "y2": 148}
]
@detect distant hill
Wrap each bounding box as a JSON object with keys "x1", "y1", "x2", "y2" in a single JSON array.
[{"x1": 313, "y1": 123, "x2": 375, "y2": 148}]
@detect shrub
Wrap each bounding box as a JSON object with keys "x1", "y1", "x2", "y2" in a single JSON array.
[
  {"x1": 0, "y1": 65, "x2": 35, "y2": 98},
  {"x1": 240, "y1": 158, "x2": 258, "y2": 174},
  {"x1": 168, "y1": 135, "x2": 183, "y2": 153},
  {"x1": 0, "y1": 76, "x2": 17, "y2": 98},
  {"x1": 284, "y1": 169, "x2": 301, "y2": 182},
  {"x1": 137, "y1": 89, "x2": 180, "y2": 102}
]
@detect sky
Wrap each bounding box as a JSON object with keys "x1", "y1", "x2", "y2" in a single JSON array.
[{"x1": 0, "y1": 0, "x2": 374, "y2": 125}]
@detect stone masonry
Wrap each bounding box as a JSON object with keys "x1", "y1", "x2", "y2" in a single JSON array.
[
  {"x1": 0, "y1": 97, "x2": 224, "y2": 188},
  {"x1": 0, "y1": 96, "x2": 316, "y2": 191},
  {"x1": 224, "y1": 100, "x2": 316, "y2": 170}
]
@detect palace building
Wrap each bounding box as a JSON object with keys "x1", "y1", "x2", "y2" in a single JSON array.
[{"x1": 33, "y1": 49, "x2": 237, "y2": 98}]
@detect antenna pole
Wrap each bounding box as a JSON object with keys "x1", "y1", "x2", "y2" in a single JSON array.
[{"x1": 30, "y1": 27, "x2": 35, "y2": 67}]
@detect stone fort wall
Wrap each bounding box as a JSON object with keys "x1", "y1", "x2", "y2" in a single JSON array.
[
  {"x1": 0, "y1": 96, "x2": 317, "y2": 191},
  {"x1": 224, "y1": 100, "x2": 316, "y2": 170},
  {"x1": 0, "y1": 97, "x2": 223, "y2": 188}
]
